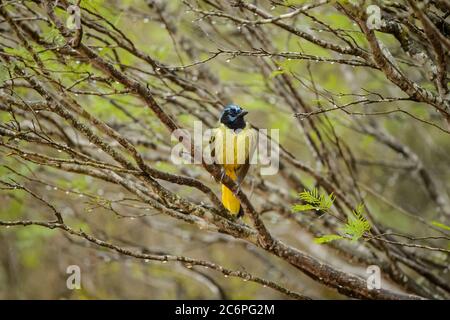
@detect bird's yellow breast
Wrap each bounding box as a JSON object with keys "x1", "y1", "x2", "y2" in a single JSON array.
[{"x1": 213, "y1": 123, "x2": 257, "y2": 170}]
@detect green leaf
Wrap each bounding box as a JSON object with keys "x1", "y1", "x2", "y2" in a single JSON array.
[
  {"x1": 293, "y1": 188, "x2": 335, "y2": 213},
  {"x1": 314, "y1": 234, "x2": 343, "y2": 244},
  {"x1": 298, "y1": 187, "x2": 319, "y2": 204},
  {"x1": 341, "y1": 203, "x2": 371, "y2": 241},
  {"x1": 291, "y1": 204, "x2": 316, "y2": 212},
  {"x1": 431, "y1": 221, "x2": 450, "y2": 231}
]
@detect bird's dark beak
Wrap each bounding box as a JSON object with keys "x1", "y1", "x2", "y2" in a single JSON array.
[{"x1": 237, "y1": 110, "x2": 248, "y2": 118}]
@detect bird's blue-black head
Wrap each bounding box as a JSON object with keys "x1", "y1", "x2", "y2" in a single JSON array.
[{"x1": 220, "y1": 104, "x2": 248, "y2": 130}]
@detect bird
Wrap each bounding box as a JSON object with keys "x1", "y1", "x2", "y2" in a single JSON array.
[{"x1": 210, "y1": 104, "x2": 257, "y2": 217}]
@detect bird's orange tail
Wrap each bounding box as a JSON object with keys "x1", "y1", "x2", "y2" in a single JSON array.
[{"x1": 221, "y1": 169, "x2": 240, "y2": 215}]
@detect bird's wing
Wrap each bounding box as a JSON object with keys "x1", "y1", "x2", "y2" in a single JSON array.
[
  {"x1": 236, "y1": 126, "x2": 257, "y2": 184},
  {"x1": 211, "y1": 124, "x2": 231, "y2": 166},
  {"x1": 236, "y1": 162, "x2": 250, "y2": 184}
]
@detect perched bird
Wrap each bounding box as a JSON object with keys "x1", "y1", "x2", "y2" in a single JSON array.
[{"x1": 210, "y1": 104, "x2": 257, "y2": 217}]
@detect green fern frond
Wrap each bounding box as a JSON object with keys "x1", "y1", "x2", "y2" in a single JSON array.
[
  {"x1": 293, "y1": 188, "x2": 335, "y2": 213},
  {"x1": 298, "y1": 188, "x2": 319, "y2": 204},
  {"x1": 341, "y1": 203, "x2": 371, "y2": 241},
  {"x1": 293, "y1": 190, "x2": 371, "y2": 244}
]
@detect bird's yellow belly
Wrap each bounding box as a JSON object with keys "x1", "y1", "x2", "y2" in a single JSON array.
[{"x1": 217, "y1": 134, "x2": 248, "y2": 171}]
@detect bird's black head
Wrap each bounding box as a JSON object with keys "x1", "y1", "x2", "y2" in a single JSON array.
[{"x1": 220, "y1": 104, "x2": 248, "y2": 130}]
